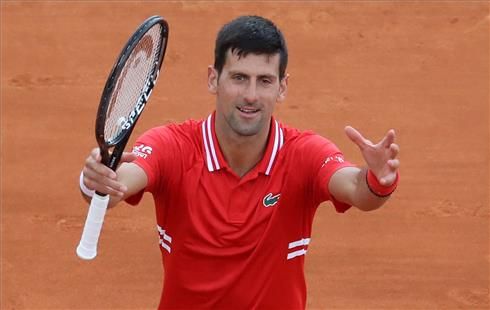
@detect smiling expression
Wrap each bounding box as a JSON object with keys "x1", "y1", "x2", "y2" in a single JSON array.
[{"x1": 208, "y1": 49, "x2": 288, "y2": 140}]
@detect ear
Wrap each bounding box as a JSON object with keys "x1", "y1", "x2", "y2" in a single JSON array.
[
  {"x1": 277, "y1": 73, "x2": 289, "y2": 103},
  {"x1": 207, "y1": 65, "x2": 218, "y2": 94}
]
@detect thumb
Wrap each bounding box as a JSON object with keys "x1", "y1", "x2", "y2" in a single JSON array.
[{"x1": 120, "y1": 151, "x2": 138, "y2": 163}]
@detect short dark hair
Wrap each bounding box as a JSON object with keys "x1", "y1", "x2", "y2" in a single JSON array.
[{"x1": 214, "y1": 15, "x2": 288, "y2": 80}]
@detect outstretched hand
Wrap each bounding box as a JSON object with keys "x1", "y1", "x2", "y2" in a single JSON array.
[{"x1": 345, "y1": 126, "x2": 400, "y2": 186}]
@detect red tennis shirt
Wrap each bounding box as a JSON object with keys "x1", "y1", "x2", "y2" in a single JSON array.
[{"x1": 127, "y1": 113, "x2": 354, "y2": 309}]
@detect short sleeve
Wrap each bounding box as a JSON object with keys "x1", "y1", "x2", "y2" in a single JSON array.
[
  {"x1": 125, "y1": 125, "x2": 181, "y2": 205},
  {"x1": 302, "y1": 134, "x2": 356, "y2": 213}
]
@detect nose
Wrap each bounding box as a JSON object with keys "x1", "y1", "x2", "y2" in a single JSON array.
[{"x1": 243, "y1": 81, "x2": 258, "y2": 104}]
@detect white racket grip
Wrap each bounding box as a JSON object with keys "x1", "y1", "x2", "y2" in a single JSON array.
[{"x1": 76, "y1": 193, "x2": 110, "y2": 260}]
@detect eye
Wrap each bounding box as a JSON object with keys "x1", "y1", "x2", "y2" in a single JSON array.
[
  {"x1": 232, "y1": 74, "x2": 246, "y2": 81},
  {"x1": 262, "y1": 79, "x2": 272, "y2": 84},
  {"x1": 261, "y1": 77, "x2": 273, "y2": 85}
]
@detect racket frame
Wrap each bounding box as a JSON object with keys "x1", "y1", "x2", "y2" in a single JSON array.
[
  {"x1": 96, "y1": 15, "x2": 168, "y2": 172},
  {"x1": 77, "y1": 16, "x2": 168, "y2": 260}
]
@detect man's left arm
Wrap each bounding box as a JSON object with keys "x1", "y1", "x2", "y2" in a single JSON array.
[{"x1": 328, "y1": 126, "x2": 400, "y2": 212}]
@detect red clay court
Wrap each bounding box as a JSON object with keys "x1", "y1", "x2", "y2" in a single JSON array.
[{"x1": 1, "y1": 2, "x2": 489, "y2": 309}]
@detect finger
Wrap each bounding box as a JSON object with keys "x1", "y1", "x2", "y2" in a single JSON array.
[
  {"x1": 84, "y1": 156, "x2": 117, "y2": 179},
  {"x1": 90, "y1": 147, "x2": 102, "y2": 162},
  {"x1": 83, "y1": 172, "x2": 127, "y2": 196},
  {"x1": 379, "y1": 172, "x2": 398, "y2": 186},
  {"x1": 88, "y1": 182, "x2": 125, "y2": 197},
  {"x1": 387, "y1": 159, "x2": 400, "y2": 170},
  {"x1": 345, "y1": 126, "x2": 369, "y2": 149},
  {"x1": 389, "y1": 143, "x2": 400, "y2": 158},
  {"x1": 380, "y1": 129, "x2": 396, "y2": 148}
]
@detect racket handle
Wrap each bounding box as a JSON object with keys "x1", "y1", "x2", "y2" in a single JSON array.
[{"x1": 76, "y1": 193, "x2": 110, "y2": 260}]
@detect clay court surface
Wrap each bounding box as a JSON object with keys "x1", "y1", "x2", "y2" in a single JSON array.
[{"x1": 1, "y1": 1, "x2": 489, "y2": 309}]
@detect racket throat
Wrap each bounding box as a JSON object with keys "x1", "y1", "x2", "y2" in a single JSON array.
[{"x1": 100, "y1": 147, "x2": 123, "y2": 171}]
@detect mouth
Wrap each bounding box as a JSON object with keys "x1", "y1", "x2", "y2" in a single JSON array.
[{"x1": 237, "y1": 106, "x2": 260, "y2": 114}]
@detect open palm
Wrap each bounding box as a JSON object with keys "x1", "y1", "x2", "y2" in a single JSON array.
[{"x1": 345, "y1": 126, "x2": 400, "y2": 186}]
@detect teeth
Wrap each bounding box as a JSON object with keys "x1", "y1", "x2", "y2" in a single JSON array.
[{"x1": 238, "y1": 107, "x2": 258, "y2": 113}]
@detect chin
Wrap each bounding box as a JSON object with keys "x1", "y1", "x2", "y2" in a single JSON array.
[
  {"x1": 233, "y1": 126, "x2": 261, "y2": 137},
  {"x1": 227, "y1": 113, "x2": 268, "y2": 137}
]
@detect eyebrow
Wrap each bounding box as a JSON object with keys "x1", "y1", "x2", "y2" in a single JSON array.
[{"x1": 228, "y1": 71, "x2": 278, "y2": 80}]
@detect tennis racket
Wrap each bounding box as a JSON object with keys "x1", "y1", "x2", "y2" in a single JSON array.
[{"x1": 76, "y1": 16, "x2": 169, "y2": 260}]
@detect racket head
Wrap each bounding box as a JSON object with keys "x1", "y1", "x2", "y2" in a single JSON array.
[{"x1": 95, "y1": 16, "x2": 169, "y2": 167}]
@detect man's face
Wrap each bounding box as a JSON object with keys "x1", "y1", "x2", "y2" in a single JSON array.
[{"x1": 208, "y1": 50, "x2": 288, "y2": 138}]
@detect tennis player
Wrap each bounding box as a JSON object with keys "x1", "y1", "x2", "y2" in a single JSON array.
[{"x1": 80, "y1": 15, "x2": 400, "y2": 309}]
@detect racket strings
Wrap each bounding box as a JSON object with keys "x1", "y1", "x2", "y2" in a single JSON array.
[{"x1": 104, "y1": 24, "x2": 163, "y2": 143}]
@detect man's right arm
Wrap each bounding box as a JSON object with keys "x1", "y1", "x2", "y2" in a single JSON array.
[{"x1": 80, "y1": 148, "x2": 148, "y2": 208}]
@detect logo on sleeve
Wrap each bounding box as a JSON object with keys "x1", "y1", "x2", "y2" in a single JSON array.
[
  {"x1": 321, "y1": 155, "x2": 345, "y2": 168},
  {"x1": 263, "y1": 193, "x2": 281, "y2": 208},
  {"x1": 132, "y1": 144, "x2": 153, "y2": 159}
]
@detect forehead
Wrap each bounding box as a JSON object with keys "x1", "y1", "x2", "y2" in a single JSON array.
[{"x1": 223, "y1": 49, "x2": 280, "y2": 77}]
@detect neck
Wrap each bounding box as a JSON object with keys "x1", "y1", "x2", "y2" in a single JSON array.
[{"x1": 215, "y1": 118, "x2": 271, "y2": 178}]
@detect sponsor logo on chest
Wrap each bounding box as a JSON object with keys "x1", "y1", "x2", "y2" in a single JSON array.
[{"x1": 263, "y1": 192, "x2": 281, "y2": 208}]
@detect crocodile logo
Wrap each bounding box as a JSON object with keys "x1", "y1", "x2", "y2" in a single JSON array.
[{"x1": 263, "y1": 193, "x2": 281, "y2": 208}]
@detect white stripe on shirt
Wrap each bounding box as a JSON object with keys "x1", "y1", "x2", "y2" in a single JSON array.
[
  {"x1": 202, "y1": 120, "x2": 214, "y2": 171},
  {"x1": 206, "y1": 114, "x2": 220, "y2": 170}
]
